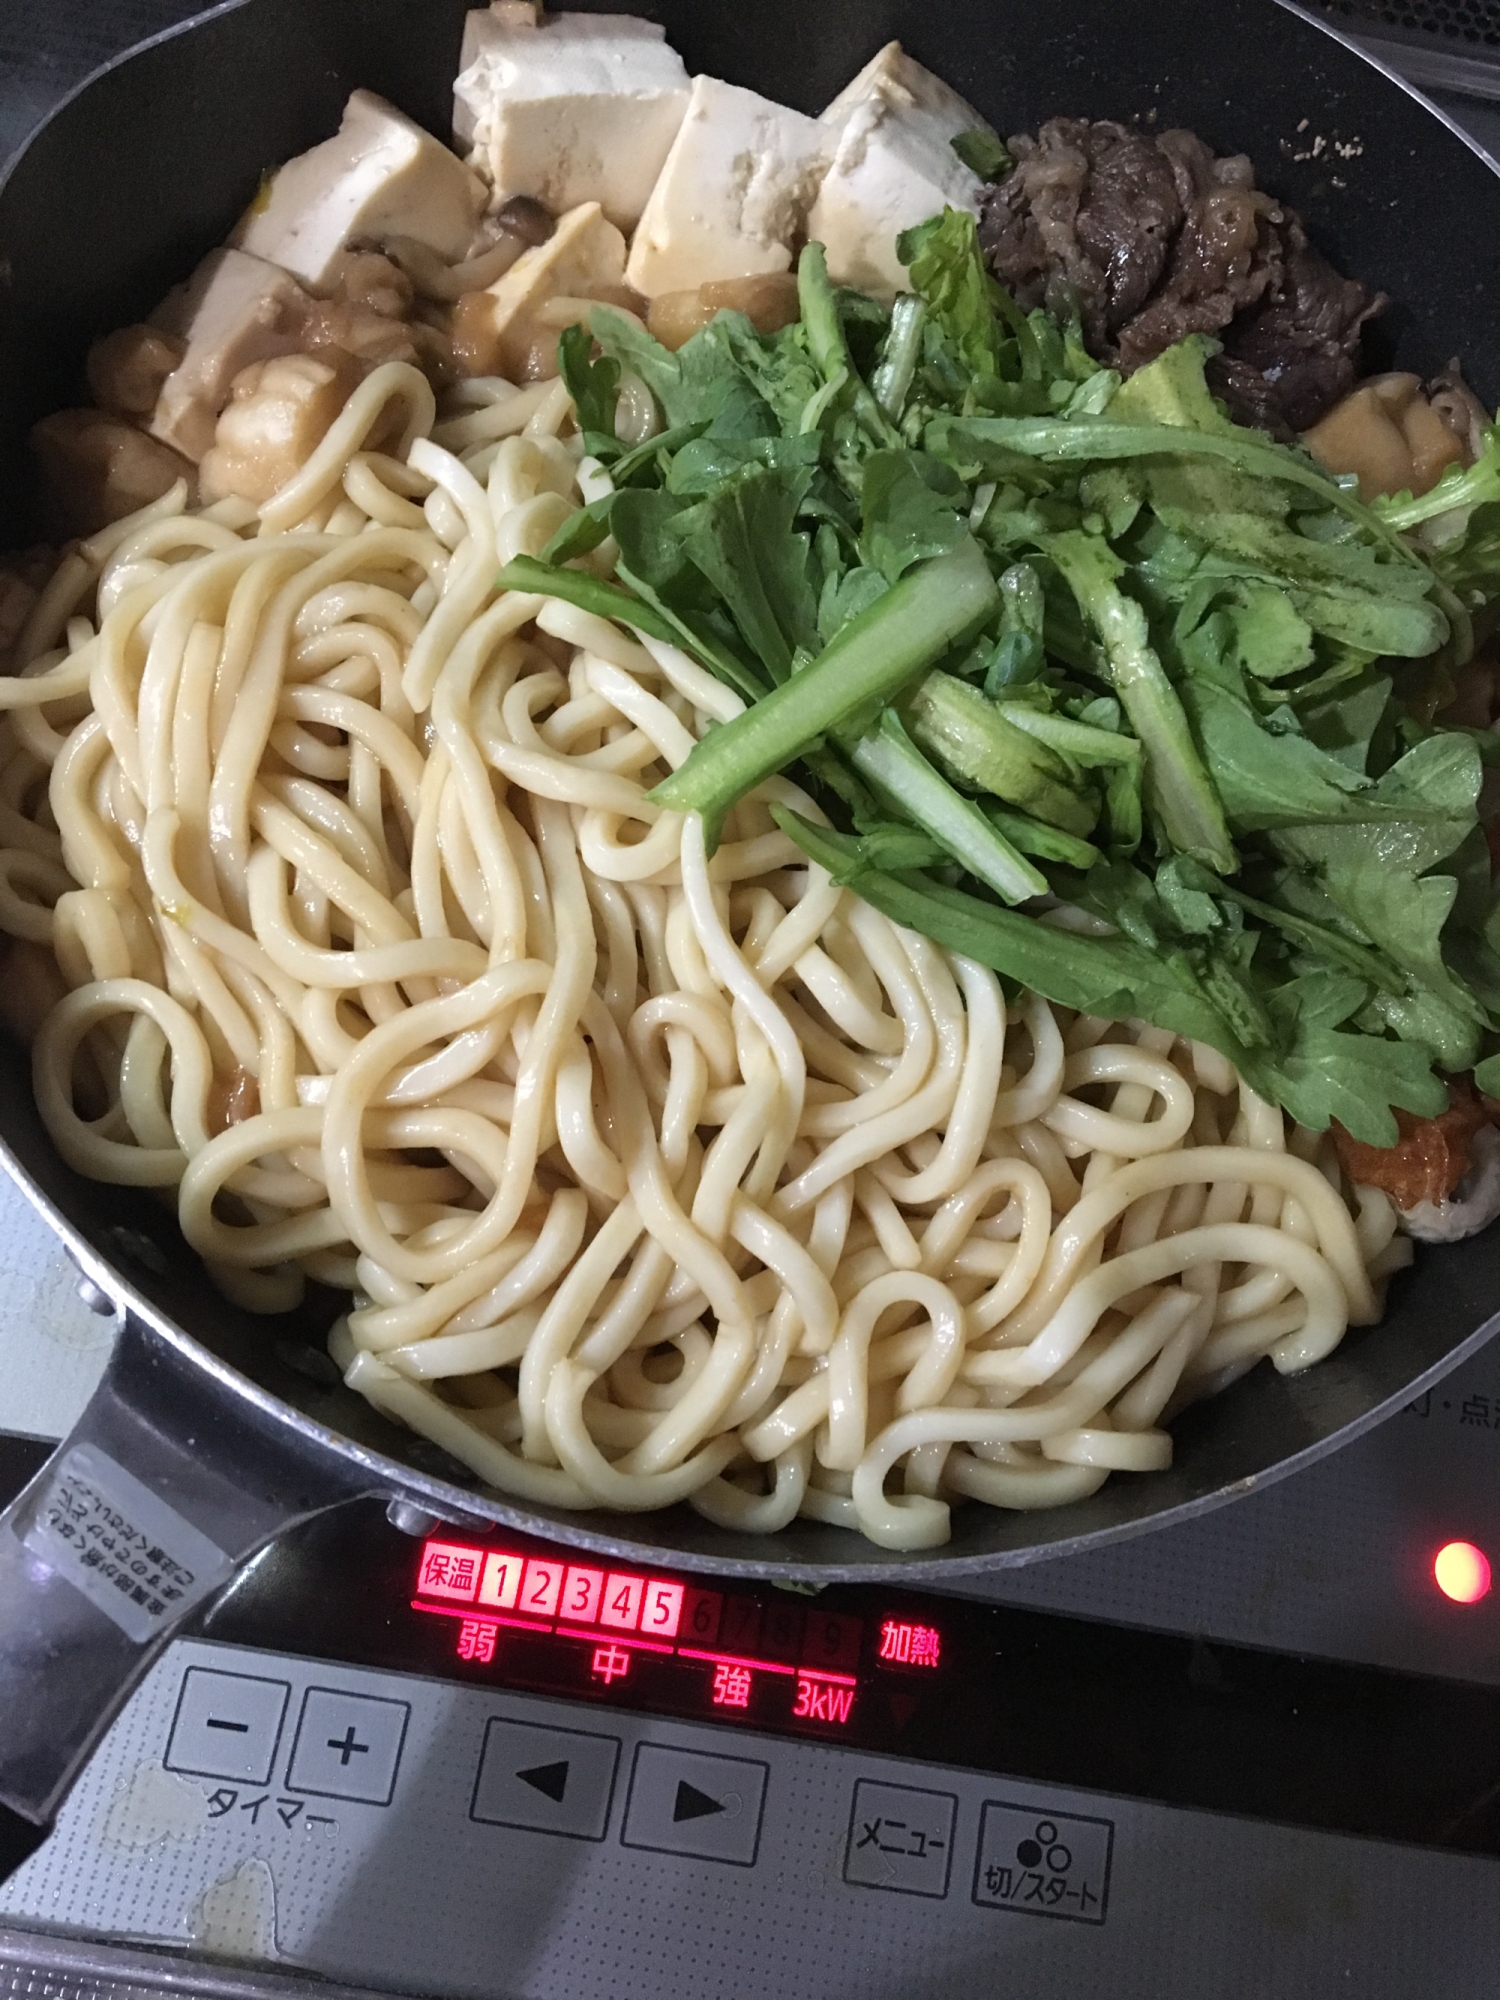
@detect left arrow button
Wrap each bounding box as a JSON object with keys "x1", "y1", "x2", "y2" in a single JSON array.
[{"x1": 516, "y1": 1760, "x2": 570, "y2": 1804}]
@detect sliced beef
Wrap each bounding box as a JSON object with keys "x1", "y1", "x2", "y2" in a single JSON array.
[
  {"x1": 978, "y1": 118, "x2": 1384, "y2": 436},
  {"x1": 1213, "y1": 218, "x2": 1384, "y2": 434},
  {"x1": 982, "y1": 119, "x2": 1181, "y2": 349}
]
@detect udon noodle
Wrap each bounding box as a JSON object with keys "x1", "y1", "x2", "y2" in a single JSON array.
[{"x1": 0, "y1": 359, "x2": 1412, "y2": 1548}]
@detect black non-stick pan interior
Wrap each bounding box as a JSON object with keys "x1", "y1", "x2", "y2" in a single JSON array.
[{"x1": 0, "y1": 0, "x2": 1498, "y2": 1576}]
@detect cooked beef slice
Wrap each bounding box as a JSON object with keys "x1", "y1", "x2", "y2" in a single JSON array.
[{"x1": 978, "y1": 118, "x2": 1383, "y2": 435}]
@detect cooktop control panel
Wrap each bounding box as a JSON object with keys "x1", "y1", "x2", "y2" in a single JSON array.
[{"x1": 3, "y1": 1633, "x2": 1496, "y2": 2000}]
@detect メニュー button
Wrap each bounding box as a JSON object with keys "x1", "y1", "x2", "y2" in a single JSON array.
[
  {"x1": 470, "y1": 1716, "x2": 620, "y2": 1841},
  {"x1": 844, "y1": 1779, "x2": 956, "y2": 1897},
  {"x1": 285, "y1": 1686, "x2": 410, "y2": 1805},
  {"x1": 165, "y1": 1667, "x2": 290, "y2": 1785},
  {"x1": 620, "y1": 1743, "x2": 768, "y2": 1866}
]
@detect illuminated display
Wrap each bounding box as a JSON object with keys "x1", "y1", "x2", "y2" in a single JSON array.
[
  {"x1": 878, "y1": 1619, "x2": 942, "y2": 1668},
  {"x1": 1433, "y1": 1540, "x2": 1492, "y2": 1604},
  {"x1": 413, "y1": 1538, "x2": 948, "y2": 1735}
]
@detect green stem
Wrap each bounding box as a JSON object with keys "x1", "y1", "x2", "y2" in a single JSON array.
[
  {"x1": 871, "y1": 296, "x2": 928, "y2": 421},
  {"x1": 851, "y1": 712, "x2": 1046, "y2": 904},
  {"x1": 1044, "y1": 531, "x2": 1235, "y2": 872},
  {"x1": 931, "y1": 415, "x2": 1423, "y2": 565},
  {"x1": 649, "y1": 539, "x2": 1000, "y2": 846},
  {"x1": 797, "y1": 243, "x2": 899, "y2": 447}
]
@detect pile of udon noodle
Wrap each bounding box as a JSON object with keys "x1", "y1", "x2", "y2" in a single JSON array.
[{"x1": 0, "y1": 359, "x2": 1409, "y2": 1549}]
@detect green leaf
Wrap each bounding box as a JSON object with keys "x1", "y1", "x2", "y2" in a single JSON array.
[
  {"x1": 850, "y1": 710, "x2": 1048, "y2": 903},
  {"x1": 986, "y1": 561, "x2": 1046, "y2": 691},
  {"x1": 796, "y1": 242, "x2": 897, "y2": 446},
  {"x1": 1107, "y1": 335, "x2": 1237, "y2": 436},
  {"x1": 811, "y1": 817, "x2": 949, "y2": 880},
  {"x1": 1215, "y1": 582, "x2": 1315, "y2": 681},
  {"x1": 982, "y1": 803, "x2": 1101, "y2": 868},
  {"x1": 857, "y1": 450, "x2": 968, "y2": 583},
  {"x1": 1264, "y1": 977, "x2": 1447, "y2": 1144},
  {"x1": 818, "y1": 563, "x2": 889, "y2": 643},
  {"x1": 557, "y1": 322, "x2": 620, "y2": 448},
  {"x1": 539, "y1": 494, "x2": 616, "y2": 565},
  {"x1": 590, "y1": 306, "x2": 777, "y2": 435},
  {"x1": 1174, "y1": 657, "x2": 1375, "y2": 831},
  {"x1": 666, "y1": 463, "x2": 822, "y2": 684},
  {"x1": 495, "y1": 556, "x2": 679, "y2": 645},
  {"x1": 871, "y1": 295, "x2": 927, "y2": 421},
  {"x1": 1272, "y1": 734, "x2": 1487, "y2": 1067},
  {"x1": 1473, "y1": 1052, "x2": 1500, "y2": 1096},
  {"x1": 896, "y1": 206, "x2": 1013, "y2": 381},
  {"x1": 664, "y1": 431, "x2": 822, "y2": 499},
  {"x1": 950, "y1": 128, "x2": 1013, "y2": 180}
]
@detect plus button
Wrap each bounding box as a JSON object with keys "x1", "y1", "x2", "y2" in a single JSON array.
[{"x1": 327, "y1": 1726, "x2": 369, "y2": 1766}]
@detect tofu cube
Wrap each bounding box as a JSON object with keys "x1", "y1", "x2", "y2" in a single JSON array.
[
  {"x1": 454, "y1": 10, "x2": 689, "y2": 234},
  {"x1": 625, "y1": 77, "x2": 828, "y2": 300},
  {"x1": 234, "y1": 90, "x2": 486, "y2": 294},
  {"x1": 809, "y1": 42, "x2": 998, "y2": 298},
  {"x1": 470, "y1": 199, "x2": 628, "y2": 378},
  {"x1": 146, "y1": 248, "x2": 319, "y2": 462}
]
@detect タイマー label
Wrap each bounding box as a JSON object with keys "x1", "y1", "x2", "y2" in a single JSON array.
[{"x1": 20, "y1": 1443, "x2": 233, "y2": 1643}]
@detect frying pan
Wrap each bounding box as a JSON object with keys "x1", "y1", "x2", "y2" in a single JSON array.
[{"x1": 2, "y1": 0, "x2": 1499, "y2": 1862}]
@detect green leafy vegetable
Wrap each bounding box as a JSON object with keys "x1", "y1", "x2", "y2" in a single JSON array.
[
  {"x1": 1044, "y1": 528, "x2": 1235, "y2": 870},
  {"x1": 951, "y1": 128, "x2": 1013, "y2": 180},
  {"x1": 850, "y1": 711, "x2": 1047, "y2": 903},
  {"x1": 905, "y1": 670, "x2": 1096, "y2": 836},
  {"x1": 526, "y1": 226, "x2": 1500, "y2": 1142},
  {"x1": 649, "y1": 538, "x2": 1000, "y2": 845}
]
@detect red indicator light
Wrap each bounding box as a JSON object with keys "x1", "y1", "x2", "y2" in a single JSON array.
[
  {"x1": 1434, "y1": 1541, "x2": 1492, "y2": 1604},
  {"x1": 457, "y1": 1618, "x2": 498, "y2": 1663},
  {"x1": 477, "y1": 1551, "x2": 523, "y2": 1611},
  {"x1": 877, "y1": 1620, "x2": 942, "y2": 1668},
  {"x1": 600, "y1": 1573, "x2": 645, "y2": 1631},
  {"x1": 591, "y1": 1643, "x2": 631, "y2": 1684},
  {"x1": 793, "y1": 1674, "x2": 856, "y2": 1724},
  {"x1": 712, "y1": 1663, "x2": 754, "y2": 1708},
  {"x1": 520, "y1": 1558, "x2": 566, "y2": 1617},
  {"x1": 559, "y1": 1565, "x2": 605, "y2": 1624},
  {"x1": 417, "y1": 1541, "x2": 482, "y2": 1602},
  {"x1": 642, "y1": 1578, "x2": 684, "y2": 1637}
]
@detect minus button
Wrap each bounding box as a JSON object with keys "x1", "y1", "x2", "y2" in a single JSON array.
[{"x1": 165, "y1": 1668, "x2": 291, "y2": 1784}]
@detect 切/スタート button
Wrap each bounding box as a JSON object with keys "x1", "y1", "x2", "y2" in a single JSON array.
[
  {"x1": 285, "y1": 1686, "x2": 410, "y2": 1806},
  {"x1": 470, "y1": 1715, "x2": 620, "y2": 1841},
  {"x1": 164, "y1": 1667, "x2": 290, "y2": 1786},
  {"x1": 620, "y1": 1743, "x2": 768, "y2": 1867}
]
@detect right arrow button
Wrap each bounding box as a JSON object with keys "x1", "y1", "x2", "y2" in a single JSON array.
[
  {"x1": 672, "y1": 1779, "x2": 726, "y2": 1823},
  {"x1": 623, "y1": 1745, "x2": 768, "y2": 1866}
]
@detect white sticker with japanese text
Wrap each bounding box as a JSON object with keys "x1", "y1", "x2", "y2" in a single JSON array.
[{"x1": 21, "y1": 1443, "x2": 234, "y2": 1642}]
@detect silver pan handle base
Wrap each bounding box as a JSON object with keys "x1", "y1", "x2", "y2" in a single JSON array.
[{"x1": 0, "y1": 1313, "x2": 379, "y2": 1870}]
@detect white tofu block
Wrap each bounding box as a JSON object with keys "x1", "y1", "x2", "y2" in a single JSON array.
[
  {"x1": 454, "y1": 11, "x2": 689, "y2": 234},
  {"x1": 233, "y1": 89, "x2": 486, "y2": 294},
  {"x1": 809, "y1": 41, "x2": 997, "y2": 298},
  {"x1": 625, "y1": 77, "x2": 828, "y2": 299},
  {"x1": 146, "y1": 249, "x2": 318, "y2": 462},
  {"x1": 483, "y1": 199, "x2": 628, "y2": 346}
]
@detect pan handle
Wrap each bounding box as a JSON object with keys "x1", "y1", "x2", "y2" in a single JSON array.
[{"x1": 0, "y1": 1312, "x2": 378, "y2": 1876}]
